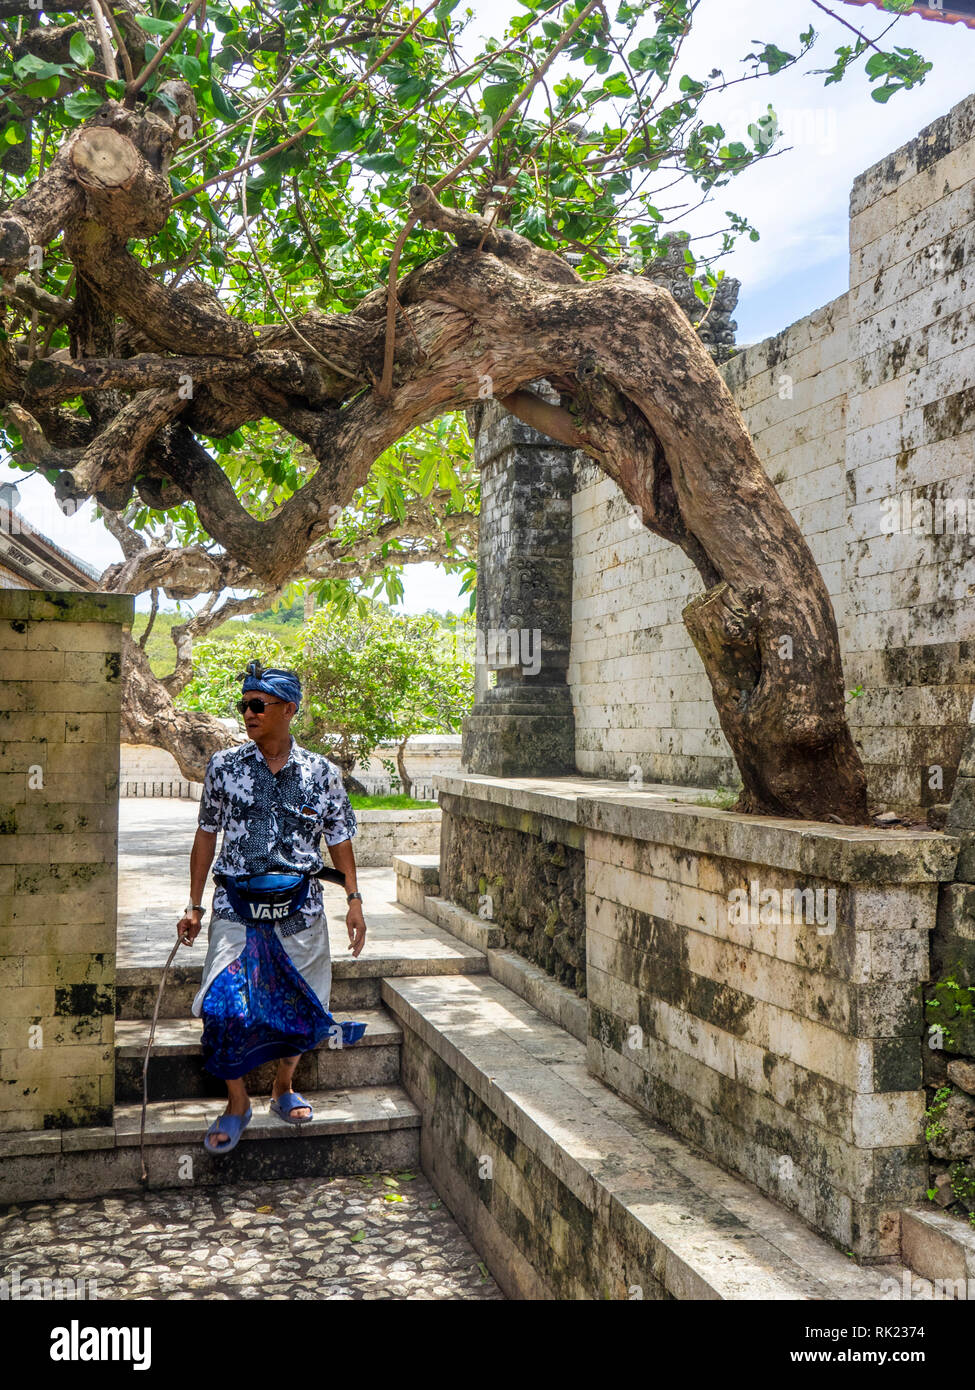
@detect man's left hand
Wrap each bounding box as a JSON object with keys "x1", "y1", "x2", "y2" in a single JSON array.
[{"x1": 347, "y1": 900, "x2": 367, "y2": 958}]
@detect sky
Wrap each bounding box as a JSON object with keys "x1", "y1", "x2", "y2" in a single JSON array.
[{"x1": 3, "y1": 0, "x2": 973, "y2": 618}]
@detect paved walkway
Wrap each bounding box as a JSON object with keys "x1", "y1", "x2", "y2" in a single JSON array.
[
  {"x1": 14, "y1": 797, "x2": 507, "y2": 1301},
  {"x1": 1, "y1": 1170, "x2": 504, "y2": 1300},
  {"x1": 117, "y1": 798, "x2": 457, "y2": 971}
]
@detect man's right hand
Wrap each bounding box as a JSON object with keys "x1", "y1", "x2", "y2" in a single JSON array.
[{"x1": 177, "y1": 910, "x2": 203, "y2": 945}]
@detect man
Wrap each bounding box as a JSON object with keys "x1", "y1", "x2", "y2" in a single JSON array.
[{"x1": 176, "y1": 662, "x2": 367, "y2": 1153}]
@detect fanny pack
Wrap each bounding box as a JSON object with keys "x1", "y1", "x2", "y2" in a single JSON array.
[{"x1": 218, "y1": 871, "x2": 312, "y2": 923}]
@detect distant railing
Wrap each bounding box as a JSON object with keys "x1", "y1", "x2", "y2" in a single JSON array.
[
  {"x1": 121, "y1": 780, "x2": 202, "y2": 800},
  {"x1": 119, "y1": 774, "x2": 440, "y2": 802}
]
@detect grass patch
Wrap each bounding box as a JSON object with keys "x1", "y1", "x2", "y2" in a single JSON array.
[
  {"x1": 348, "y1": 793, "x2": 439, "y2": 809},
  {"x1": 690, "y1": 787, "x2": 741, "y2": 810}
]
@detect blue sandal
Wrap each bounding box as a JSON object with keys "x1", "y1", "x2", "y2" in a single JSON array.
[
  {"x1": 269, "y1": 1090, "x2": 313, "y2": 1125},
  {"x1": 203, "y1": 1106, "x2": 252, "y2": 1154}
]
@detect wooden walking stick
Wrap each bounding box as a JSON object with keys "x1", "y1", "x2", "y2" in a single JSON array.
[{"x1": 139, "y1": 931, "x2": 191, "y2": 1188}]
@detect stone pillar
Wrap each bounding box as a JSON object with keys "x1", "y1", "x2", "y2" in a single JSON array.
[
  {"x1": 0, "y1": 589, "x2": 133, "y2": 1133},
  {"x1": 462, "y1": 383, "x2": 576, "y2": 775}
]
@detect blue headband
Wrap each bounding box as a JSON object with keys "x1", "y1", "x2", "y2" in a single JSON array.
[{"x1": 241, "y1": 667, "x2": 301, "y2": 709}]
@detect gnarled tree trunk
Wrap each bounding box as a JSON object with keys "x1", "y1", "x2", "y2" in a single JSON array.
[
  {"x1": 0, "y1": 94, "x2": 868, "y2": 821},
  {"x1": 120, "y1": 632, "x2": 236, "y2": 782}
]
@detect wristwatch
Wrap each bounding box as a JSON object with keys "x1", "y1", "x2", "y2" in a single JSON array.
[
  {"x1": 185, "y1": 904, "x2": 207, "y2": 916},
  {"x1": 347, "y1": 891, "x2": 363, "y2": 903}
]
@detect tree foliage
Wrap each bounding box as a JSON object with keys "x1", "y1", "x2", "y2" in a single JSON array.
[{"x1": 0, "y1": 0, "x2": 933, "y2": 817}]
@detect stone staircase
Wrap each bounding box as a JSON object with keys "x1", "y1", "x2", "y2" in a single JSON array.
[
  {"x1": 111, "y1": 835, "x2": 486, "y2": 1191},
  {"x1": 390, "y1": 853, "x2": 975, "y2": 1300},
  {"x1": 98, "y1": 801, "x2": 975, "y2": 1295}
]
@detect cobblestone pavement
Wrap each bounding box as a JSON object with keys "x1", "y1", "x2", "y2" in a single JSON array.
[{"x1": 0, "y1": 1170, "x2": 505, "y2": 1300}]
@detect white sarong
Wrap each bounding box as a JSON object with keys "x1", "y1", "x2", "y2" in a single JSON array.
[{"x1": 191, "y1": 910, "x2": 332, "y2": 1018}]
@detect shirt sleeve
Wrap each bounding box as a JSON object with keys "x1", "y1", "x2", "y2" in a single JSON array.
[
  {"x1": 197, "y1": 755, "x2": 224, "y2": 833},
  {"x1": 322, "y1": 760, "x2": 358, "y2": 846}
]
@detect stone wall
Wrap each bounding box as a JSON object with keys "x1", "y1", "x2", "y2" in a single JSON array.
[
  {"x1": 581, "y1": 795, "x2": 959, "y2": 1260},
  {"x1": 119, "y1": 733, "x2": 464, "y2": 791},
  {"x1": 398, "y1": 1022, "x2": 664, "y2": 1298},
  {"x1": 351, "y1": 808, "x2": 442, "y2": 867},
  {"x1": 0, "y1": 590, "x2": 132, "y2": 1132},
  {"x1": 439, "y1": 788, "x2": 586, "y2": 993},
  {"x1": 571, "y1": 90, "x2": 975, "y2": 816}
]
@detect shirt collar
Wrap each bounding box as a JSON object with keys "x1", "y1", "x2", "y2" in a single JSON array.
[{"x1": 245, "y1": 735, "x2": 299, "y2": 770}]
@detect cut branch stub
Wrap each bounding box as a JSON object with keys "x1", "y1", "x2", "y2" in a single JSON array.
[
  {"x1": 683, "y1": 582, "x2": 763, "y2": 710},
  {"x1": 68, "y1": 125, "x2": 171, "y2": 240},
  {"x1": 70, "y1": 125, "x2": 140, "y2": 191},
  {"x1": 0, "y1": 216, "x2": 32, "y2": 273}
]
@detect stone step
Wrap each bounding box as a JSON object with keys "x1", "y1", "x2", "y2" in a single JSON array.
[
  {"x1": 125, "y1": 1085, "x2": 422, "y2": 1193},
  {"x1": 383, "y1": 972, "x2": 927, "y2": 1301},
  {"x1": 0, "y1": 1086, "x2": 422, "y2": 1204},
  {"x1": 115, "y1": 933, "x2": 487, "y2": 1020},
  {"x1": 425, "y1": 896, "x2": 503, "y2": 952},
  {"x1": 901, "y1": 1207, "x2": 975, "y2": 1294},
  {"x1": 114, "y1": 1008, "x2": 402, "y2": 1103},
  {"x1": 395, "y1": 861, "x2": 588, "y2": 1044}
]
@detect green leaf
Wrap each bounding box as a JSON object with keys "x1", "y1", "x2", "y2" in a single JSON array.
[
  {"x1": 392, "y1": 76, "x2": 431, "y2": 105},
  {"x1": 210, "y1": 80, "x2": 239, "y2": 122},
  {"x1": 135, "y1": 16, "x2": 178, "y2": 35},
  {"x1": 325, "y1": 114, "x2": 362, "y2": 152},
  {"x1": 173, "y1": 54, "x2": 202, "y2": 84},
  {"x1": 64, "y1": 91, "x2": 105, "y2": 121},
  {"x1": 482, "y1": 82, "x2": 518, "y2": 119},
  {"x1": 360, "y1": 152, "x2": 402, "y2": 173},
  {"x1": 25, "y1": 74, "x2": 62, "y2": 100},
  {"x1": 311, "y1": 105, "x2": 339, "y2": 136},
  {"x1": 871, "y1": 84, "x2": 900, "y2": 104},
  {"x1": 153, "y1": 90, "x2": 180, "y2": 117},
  {"x1": 13, "y1": 53, "x2": 53, "y2": 78},
  {"x1": 750, "y1": 42, "x2": 795, "y2": 76},
  {"x1": 603, "y1": 74, "x2": 632, "y2": 97},
  {"x1": 2, "y1": 123, "x2": 25, "y2": 146},
  {"x1": 69, "y1": 33, "x2": 97, "y2": 69}
]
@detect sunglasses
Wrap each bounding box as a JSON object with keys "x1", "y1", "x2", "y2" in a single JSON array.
[{"x1": 236, "y1": 697, "x2": 287, "y2": 714}]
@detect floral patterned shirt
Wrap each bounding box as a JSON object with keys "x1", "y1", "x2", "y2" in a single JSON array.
[{"x1": 198, "y1": 737, "x2": 357, "y2": 933}]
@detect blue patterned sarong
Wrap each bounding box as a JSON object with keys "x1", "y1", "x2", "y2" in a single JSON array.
[{"x1": 200, "y1": 919, "x2": 366, "y2": 1080}]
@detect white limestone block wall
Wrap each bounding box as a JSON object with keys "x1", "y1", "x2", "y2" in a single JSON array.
[
  {"x1": 571, "y1": 91, "x2": 975, "y2": 815},
  {"x1": 581, "y1": 797, "x2": 959, "y2": 1259},
  {"x1": 844, "y1": 95, "x2": 975, "y2": 813}
]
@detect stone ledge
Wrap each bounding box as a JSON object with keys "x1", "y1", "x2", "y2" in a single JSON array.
[
  {"x1": 433, "y1": 774, "x2": 959, "y2": 884},
  {"x1": 114, "y1": 1009, "x2": 400, "y2": 1056},
  {"x1": 0, "y1": 590, "x2": 134, "y2": 626},
  {"x1": 580, "y1": 798, "x2": 958, "y2": 884},
  {"x1": 486, "y1": 948, "x2": 588, "y2": 1043},
  {"x1": 384, "y1": 972, "x2": 919, "y2": 1300},
  {"x1": 0, "y1": 1086, "x2": 422, "y2": 1203},
  {"x1": 426, "y1": 897, "x2": 503, "y2": 952},
  {"x1": 393, "y1": 854, "x2": 441, "y2": 886},
  {"x1": 901, "y1": 1207, "x2": 975, "y2": 1286}
]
